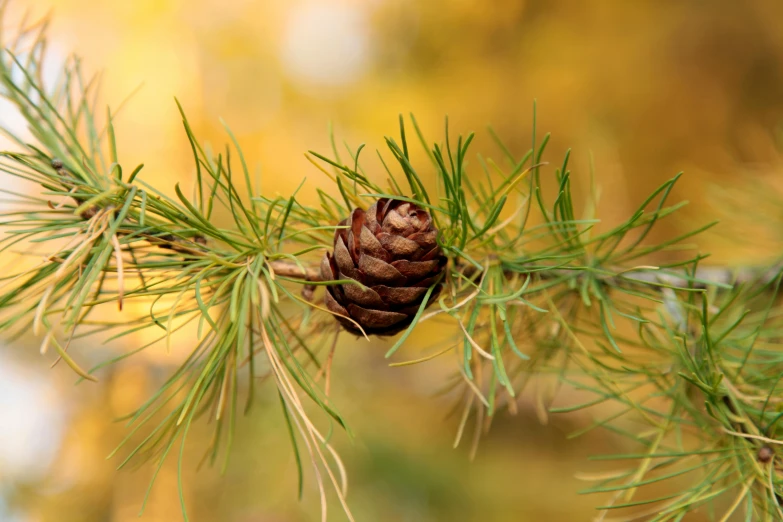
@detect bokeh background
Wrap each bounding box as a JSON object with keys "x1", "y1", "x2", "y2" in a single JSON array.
[{"x1": 2, "y1": 1, "x2": 783, "y2": 521}]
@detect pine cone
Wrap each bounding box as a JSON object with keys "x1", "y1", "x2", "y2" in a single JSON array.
[{"x1": 321, "y1": 198, "x2": 447, "y2": 335}]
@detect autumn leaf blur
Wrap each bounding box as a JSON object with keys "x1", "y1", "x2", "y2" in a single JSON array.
[{"x1": 2, "y1": 1, "x2": 783, "y2": 521}]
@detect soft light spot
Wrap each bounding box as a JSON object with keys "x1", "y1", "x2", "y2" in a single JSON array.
[
  {"x1": 0, "y1": 354, "x2": 65, "y2": 481},
  {"x1": 281, "y1": 2, "x2": 371, "y2": 88}
]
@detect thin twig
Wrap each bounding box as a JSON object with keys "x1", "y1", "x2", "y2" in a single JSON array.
[
  {"x1": 269, "y1": 260, "x2": 320, "y2": 281},
  {"x1": 265, "y1": 258, "x2": 783, "y2": 289}
]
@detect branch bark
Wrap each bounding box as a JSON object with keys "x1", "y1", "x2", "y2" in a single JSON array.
[
  {"x1": 266, "y1": 258, "x2": 783, "y2": 289},
  {"x1": 603, "y1": 263, "x2": 783, "y2": 288},
  {"x1": 269, "y1": 260, "x2": 320, "y2": 281}
]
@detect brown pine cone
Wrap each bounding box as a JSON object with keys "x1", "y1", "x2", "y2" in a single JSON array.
[{"x1": 321, "y1": 198, "x2": 447, "y2": 335}]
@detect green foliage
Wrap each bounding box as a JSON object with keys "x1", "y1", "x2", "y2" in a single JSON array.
[{"x1": 0, "y1": 10, "x2": 782, "y2": 522}]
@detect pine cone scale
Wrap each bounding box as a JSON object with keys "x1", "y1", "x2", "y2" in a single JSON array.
[
  {"x1": 412, "y1": 274, "x2": 442, "y2": 288},
  {"x1": 346, "y1": 304, "x2": 407, "y2": 329},
  {"x1": 390, "y1": 259, "x2": 439, "y2": 279},
  {"x1": 334, "y1": 237, "x2": 359, "y2": 276},
  {"x1": 324, "y1": 286, "x2": 349, "y2": 315},
  {"x1": 322, "y1": 198, "x2": 446, "y2": 335},
  {"x1": 359, "y1": 227, "x2": 386, "y2": 259},
  {"x1": 341, "y1": 280, "x2": 386, "y2": 308},
  {"x1": 320, "y1": 253, "x2": 335, "y2": 281},
  {"x1": 407, "y1": 231, "x2": 438, "y2": 250},
  {"x1": 358, "y1": 255, "x2": 405, "y2": 284},
  {"x1": 378, "y1": 234, "x2": 420, "y2": 256},
  {"x1": 382, "y1": 211, "x2": 411, "y2": 233},
  {"x1": 373, "y1": 285, "x2": 428, "y2": 305}
]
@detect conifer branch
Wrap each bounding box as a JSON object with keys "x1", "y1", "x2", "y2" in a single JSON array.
[{"x1": 0, "y1": 8, "x2": 781, "y2": 522}]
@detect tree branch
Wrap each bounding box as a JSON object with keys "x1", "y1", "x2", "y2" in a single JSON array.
[
  {"x1": 269, "y1": 260, "x2": 321, "y2": 281},
  {"x1": 266, "y1": 258, "x2": 783, "y2": 289}
]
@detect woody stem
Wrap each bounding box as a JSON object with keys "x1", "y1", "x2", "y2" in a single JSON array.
[{"x1": 266, "y1": 259, "x2": 783, "y2": 289}]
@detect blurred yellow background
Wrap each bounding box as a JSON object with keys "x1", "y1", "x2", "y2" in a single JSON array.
[{"x1": 2, "y1": 1, "x2": 783, "y2": 521}]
